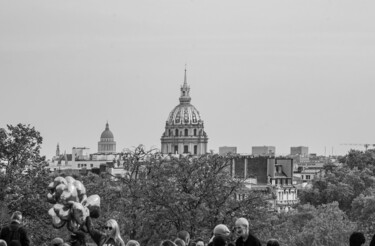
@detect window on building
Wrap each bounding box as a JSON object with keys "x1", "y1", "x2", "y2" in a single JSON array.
[
  {"x1": 194, "y1": 145, "x2": 197, "y2": 155},
  {"x1": 90, "y1": 164, "x2": 93, "y2": 168},
  {"x1": 184, "y1": 145, "x2": 189, "y2": 153},
  {"x1": 78, "y1": 164, "x2": 80, "y2": 168},
  {"x1": 306, "y1": 175, "x2": 311, "y2": 180},
  {"x1": 194, "y1": 129, "x2": 197, "y2": 136},
  {"x1": 174, "y1": 145, "x2": 178, "y2": 154},
  {"x1": 175, "y1": 129, "x2": 178, "y2": 136},
  {"x1": 185, "y1": 129, "x2": 188, "y2": 136},
  {"x1": 169, "y1": 129, "x2": 172, "y2": 136}
]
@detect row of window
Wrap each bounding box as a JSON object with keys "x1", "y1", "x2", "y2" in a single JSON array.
[
  {"x1": 167, "y1": 145, "x2": 198, "y2": 154},
  {"x1": 273, "y1": 178, "x2": 292, "y2": 185},
  {"x1": 77, "y1": 163, "x2": 94, "y2": 168},
  {"x1": 99, "y1": 145, "x2": 115, "y2": 151},
  {"x1": 301, "y1": 175, "x2": 311, "y2": 180},
  {"x1": 168, "y1": 129, "x2": 198, "y2": 137}
]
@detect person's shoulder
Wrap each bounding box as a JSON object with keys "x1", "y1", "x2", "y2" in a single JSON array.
[
  {"x1": 234, "y1": 237, "x2": 242, "y2": 245},
  {"x1": 18, "y1": 226, "x2": 28, "y2": 233},
  {"x1": 0, "y1": 225, "x2": 8, "y2": 230},
  {"x1": 246, "y1": 234, "x2": 261, "y2": 245},
  {"x1": 0, "y1": 226, "x2": 10, "y2": 233}
]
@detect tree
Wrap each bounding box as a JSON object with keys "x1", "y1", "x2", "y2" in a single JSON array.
[
  {"x1": 0, "y1": 124, "x2": 53, "y2": 245},
  {"x1": 340, "y1": 149, "x2": 375, "y2": 171},
  {"x1": 299, "y1": 164, "x2": 375, "y2": 212},
  {"x1": 293, "y1": 202, "x2": 356, "y2": 246},
  {"x1": 82, "y1": 146, "x2": 270, "y2": 245},
  {"x1": 264, "y1": 203, "x2": 357, "y2": 246}
]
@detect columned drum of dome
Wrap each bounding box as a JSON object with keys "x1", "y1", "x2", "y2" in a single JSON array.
[
  {"x1": 98, "y1": 122, "x2": 116, "y2": 153},
  {"x1": 161, "y1": 69, "x2": 208, "y2": 155}
]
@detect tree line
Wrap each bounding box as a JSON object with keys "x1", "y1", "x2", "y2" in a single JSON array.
[{"x1": 1, "y1": 124, "x2": 375, "y2": 246}]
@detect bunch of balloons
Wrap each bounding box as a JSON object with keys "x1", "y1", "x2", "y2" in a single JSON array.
[{"x1": 47, "y1": 176, "x2": 100, "y2": 231}]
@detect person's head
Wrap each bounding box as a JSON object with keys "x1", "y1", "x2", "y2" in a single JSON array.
[
  {"x1": 10, "y1": 211, "x2": 22, "y2": 224},
  {"x1": 70, "y1": 231, "x2": 86, "y2": 246},
  {"x1": 213, "y1": 224, "x2": 231, "y2": 239},
  {"x1": 160, "y1": 240, "x2": 177, "y2": 246},
  {"x1": 126, "y1": 240, "x2": 140, "y2": 246},
  {"x1": 212, "y1": 236, "x2": 226, "y2": 246},
  {"x1": 350, "y1": 232, "x2": 366, "y2": 246},
  {"x1": 234, "y1": 218, "x2": 249, "y2": 239},
  {"x1": 0, "y1": 239, "x2": 7, "y2": 246},
  {"x1": 177, "y1": 231, "x2": 190, "y2": 245},
  {"x1": 51, "y1": 238, "x2": 64, "y2": 246},
  {"x1": 9, "y1": 241, "x2": 21, "y2": 246},
  {"x1": 104, "y1": 219, "x2": 124, "y2": 245},
  {"x1": 195, "y1": 238, "x2": 204, "y2": 246},
  {"x1": 266, "y1": 239, "x2": 279, "y2": 246},
  {"x1": 104, "y1": 219, "x2": 120, "y2": 237},
  {"x1": 174, "y1": 238, "x2": 186, "y2": 246}
]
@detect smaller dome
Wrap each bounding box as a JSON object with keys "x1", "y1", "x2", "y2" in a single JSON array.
[{"x1": 101, "y1": 122, "x2": 114, "y2": 139}]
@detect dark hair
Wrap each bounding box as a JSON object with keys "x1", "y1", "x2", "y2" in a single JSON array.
[
  {"x1": 174, "y1": 238, "x2": 186, "y2": 246},
  {"x1": 161, "y1": 240, "x2": 177, "y2": 246},
  {"x1": 70, "y1": 231, "x2": 86, "y2": 246},
  {"x1": 370, "y1": 233, "x2": 375, "y2": 246},
  {"x1": 267, "y1": 239, "x2": 279, "y2": 246},
  {"x1": 212, "y1": 236, "x2": 226, "y2": 246},
  {"x1": 350, "y1": 232, "x2": 365, "y2": 246},
  {"x1": 9, "y1": 241, "x2": 22, "y2": 246},
  {"x1": 177, "y1": 231, "x2": 190, "y2": 244}
]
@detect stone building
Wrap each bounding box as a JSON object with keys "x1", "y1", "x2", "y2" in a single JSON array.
[
  {"x1": 232, "y1": 156, "x2": 298, "y2": 212},
  {"x1": 98, "y1": 122, "x2": 116, "y2": 153},
  {"x1": 161, "y1": 69, "x2": 208, "y2": 155}
]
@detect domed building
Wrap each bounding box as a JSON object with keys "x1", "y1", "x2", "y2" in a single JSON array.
[
  {"x1": 161, "y1": 69, "x2": 208, "y2": 155},
  {"x1": 98, "y1": 122, "x2": 116, "y2": 153}
]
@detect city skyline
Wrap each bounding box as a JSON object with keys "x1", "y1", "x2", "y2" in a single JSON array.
[{"x1": 1, "y1": 0, "x2": 375, "y2": 158}]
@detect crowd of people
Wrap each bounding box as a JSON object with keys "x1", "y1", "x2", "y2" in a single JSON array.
[{"x1": 1, "y1": 211, "x2": 375, "y2": 246}]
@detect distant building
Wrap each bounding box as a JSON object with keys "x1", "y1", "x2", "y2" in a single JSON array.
[
  {"x1": 252, "y1": 146, "x2": 276, "y2": 157},
  {"x1": 290, "y1": 146, "x2": 308, "y2": 156},
  {"x1": 219, "y1": 146, "x2": 237, "y2": 155},
  {"x1": 98, "y1": 122, "x2": 116, "y2": 153},
  {"x1": 231, "y1": 156, "x2": 297, "y2": 212},
  {"x1": 48, "y1": 123, "x2": 126, "y2": 178},
  {"x1": 160, "y1": 69, "x2": 208, "y2": 155}
]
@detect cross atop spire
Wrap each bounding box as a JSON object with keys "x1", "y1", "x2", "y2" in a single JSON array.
[{"x1": 179, "y1": 66, "x2": 191, "y2": 104}]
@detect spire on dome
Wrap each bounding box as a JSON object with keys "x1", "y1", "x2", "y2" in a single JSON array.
[
  {"x1": 56, "y1": 143, "x2": 60, "y2": 156},
  {"x1": 183, "y1": 64, "x2": 187, "y2": 87},
  {"x1": 179, "y1": 66, "x2": 191, "y2": 104},
  {"x1": 105, "y1": 121, "x2": 109, "y2": 130}
]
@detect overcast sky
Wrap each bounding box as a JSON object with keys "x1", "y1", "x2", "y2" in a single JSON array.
[{"x1": 1, "y1": 0, "x2": 375, "y2": 158}]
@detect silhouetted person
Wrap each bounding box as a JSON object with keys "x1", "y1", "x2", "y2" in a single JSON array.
[
  {"x1": 234, "y1": 218, "x2": 261, "y2": 246},
  {"x1": 349, "y1": 232, "x2": 365, "y2": 246},
  {"x1": 177, "y1": 231, "x2": 190, "y2": 246},
  {"x1": 0, "y1": 211, "x2": 30, "y2": 246},
  {"x1": 266, "y1": 239, "x2": 279, "y2": 246}
]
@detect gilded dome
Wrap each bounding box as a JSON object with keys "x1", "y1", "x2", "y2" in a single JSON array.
[
  {"x1": 167, "y1": 103, "x2": 201, "y2": 125},
  {"x1": 100, "y1": 122, "x2": 114, "y2": 139}
]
